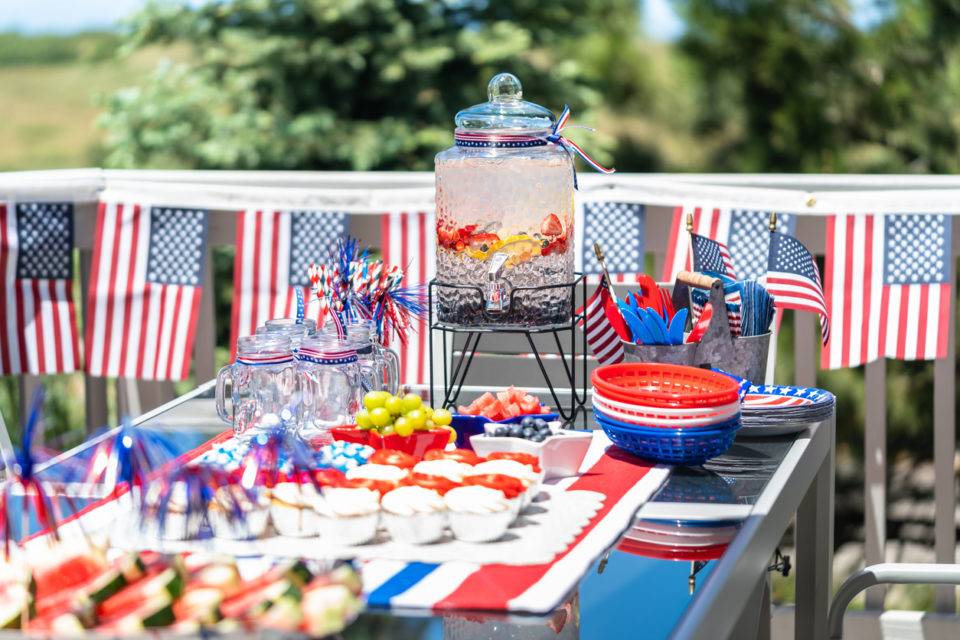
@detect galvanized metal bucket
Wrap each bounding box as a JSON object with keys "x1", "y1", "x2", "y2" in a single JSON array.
[{"x1": 619, "y1": 272, "x2": 771, "y2": 385}]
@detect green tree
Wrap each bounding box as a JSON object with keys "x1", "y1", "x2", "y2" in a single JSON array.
[
  {"x1": 674, "y1": 0, "x2": 960, "y2": 173},
  {"x1": 100, "y1": 0, "x2": 640, "y2": 171}
]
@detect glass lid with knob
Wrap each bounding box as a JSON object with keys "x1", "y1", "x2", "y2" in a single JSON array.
[{"x1": 454, "y1": 73, "x2": 556, "y2": 132}]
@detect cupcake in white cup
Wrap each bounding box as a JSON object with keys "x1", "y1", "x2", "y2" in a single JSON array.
[
  {"x1": 380, "y1": 486, "x2": 447, "y2": 545},
  {"x1": 443, "y1": 486, "x2": 513, "y2": 543},
  {"x1": 468, "y1": 460, "x2": 542, "y2": 509},
  {"x1": 208, "y1": 485, "x2": 270, "y2": 540},
  {"x1": 315, "y1": 487, "x2": 381, "y2": 546},
  {"x1": 144, "y1": 482, "x2": 202, "y2": 540},
  {"x1": 270, "y1": 482, "x2": 323, "y2": 537},
  {"x1": 346, "y1": 464, "x2": 409, "y2": 487},
  {"x1": 411, "y1": 459, "x2": 474, "y2": 483}
]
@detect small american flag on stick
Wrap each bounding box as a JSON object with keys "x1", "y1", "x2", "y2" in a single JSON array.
[
  {"x1": 766, "y1": 231, "x2": 830, "y2": 346},
  {"x1": 578, "y1": 275, "x2": 625, "y2": 366},
  {"x1": 690, "y1": 232, "x2": 737, "y2": 280}
]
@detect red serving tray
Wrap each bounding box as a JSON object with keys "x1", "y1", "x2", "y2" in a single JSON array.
[{"x1": 330, "y1": 426, "x2": 449, "y2": 457}]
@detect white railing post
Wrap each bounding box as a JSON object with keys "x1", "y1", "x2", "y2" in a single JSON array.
[{"x1": 933, "y1": 225, "x2": 959, "y2": 613}]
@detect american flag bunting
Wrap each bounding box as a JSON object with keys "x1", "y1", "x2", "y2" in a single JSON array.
[
  {"x1": 86, "y1": 202, "x2": 209, "y2": 380},
  {"x1": 823, "y1": 213, "x2": 952, "y2": 369},
  {"x1": 0, "y1": 202, "x2": 81, "y2": 375},
  {"x1": 663, "y1": 206, "x2": 795, "y2": 282},
  {"x1": 579, "y1": 202, "x2": 645, "y2": 284},
  {"x1": 766, "y1": 231, "x2": 830, "y2": 344},
  {"x1": 381, "y1": 211, "x2": 435, "y2": 387},
  {"x1": 230, "y1": 209, "x2": 349, "y2": 357}
]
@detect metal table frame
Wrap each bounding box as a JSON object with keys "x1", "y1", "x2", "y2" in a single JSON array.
[{"x1": 638, "y1": 415, "x2": 835, "y2": 640}]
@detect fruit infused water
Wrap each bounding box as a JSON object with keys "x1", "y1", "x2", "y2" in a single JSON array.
[{"x1": 435, "y1": 73, "x2": 575, "y2": 326}]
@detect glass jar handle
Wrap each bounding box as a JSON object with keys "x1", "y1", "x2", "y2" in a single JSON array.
[
  {"x1": 215, "y1": 364, "x2": 234, "y2": 425},
  {"x1": 381, "y1": 347, "x2": 400, "y2": 395}
]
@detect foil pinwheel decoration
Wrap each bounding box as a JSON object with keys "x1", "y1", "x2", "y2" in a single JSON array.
[
  {"x1": 240, "y1": 426, "x2": 332, "y2": 489},
  {"x1": 81, "y1": 417, "x2": 180, "y2": 507},
  {"x1": 0, "y1": 389, "x2": 60, "y2": 557},
  {"x1": 307, "y1": 236, "x2": 426, "y2": 346},
  {"x1": 145, "y1": 463, "x2": 250, "y2": 540}
]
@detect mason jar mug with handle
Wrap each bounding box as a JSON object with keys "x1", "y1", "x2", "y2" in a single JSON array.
[{"x1": 216, "y1": 335, "x2": 298, "y2": 438}]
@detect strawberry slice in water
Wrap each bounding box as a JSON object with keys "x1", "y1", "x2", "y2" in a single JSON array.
[{"x1": 540, "y1": 213, "x2": 563, "y2": 237}]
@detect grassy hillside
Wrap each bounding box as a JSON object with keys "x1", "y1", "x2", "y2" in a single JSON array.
[{"x1": 0, "y1": 32, "x2": 186, "y2": 171}]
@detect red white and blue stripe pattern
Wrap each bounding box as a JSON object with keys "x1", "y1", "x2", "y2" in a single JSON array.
[
  {"x1": 235, "y1": 352, "x2": 295, "y2": 366},
  {"x1": 766, "y1": 231, "x2": 829, "y2": 346},
  {"x1": 296, "y1": 347, "x2": 358, "y2": 365},
  {"x1": 690, "y1": 233, "x2": 737, "y2": 280},
  {"x1": 231, "y1": 209, "x2": 349, "y2": 359},
  {"x1": 823, "y1": 213, "x2": 951, "y2": 368},
  {"x1": 546, "y1": 105, "x2": 616, "y2": 175},
  {"x1": 360, "y1": 434, "x2": 664, "y2": 613},
  {"x1": 454, "y1": 131, "x2": 546, "y2": 148},
  {"x1": 381, "y1": 211, "x2": 435, "y2": 387},
  {"x1": 0, "y1": 201, "x2": 81, "y2": 375},
  {"x1": 86, "y1": 201, "x2": 208, "y2": 381},
  {"x1": 577, "y1": 276, "x2": 625, "y2": 366},
  {"x1": 663, "y1": 206, "x2": 796, "y2": 284},
  {"x1": 453, "y1": 105, "x2": 614, "y2": 178}
]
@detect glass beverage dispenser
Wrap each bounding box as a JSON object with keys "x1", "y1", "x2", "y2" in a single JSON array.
[{"x1": 434, "y1": 73, "x2": 575, "y2": 326}]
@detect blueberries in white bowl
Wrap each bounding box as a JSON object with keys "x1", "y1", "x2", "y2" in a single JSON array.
[{"x1": 491, "y1": 418, "x2": 553, "y2": 442}]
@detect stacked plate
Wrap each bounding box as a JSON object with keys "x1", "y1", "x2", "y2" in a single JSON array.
[
  {"x1": 591, "y1": 363, "x2": 743, "y2": 465},
  {"x1": 739, "y1": 384, "x2": 836, "y2": 437},
  {"x1": 617, "y1": 518, "x2": 742, "y2": 561}
]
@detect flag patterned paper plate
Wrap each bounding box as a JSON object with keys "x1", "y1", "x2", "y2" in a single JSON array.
[
  {"x1": 742, "y1": 384, "x2": 833, "y2": 408},
  {"x1": 739, "y1": 384, "x2": 835, "y2": 436}
]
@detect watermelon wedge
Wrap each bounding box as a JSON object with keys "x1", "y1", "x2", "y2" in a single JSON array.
[
  {"x1": 259, "y1": 595, "x2": 303, "y2": 631},
  {"x1": 173, "y1": 587, "x2": 223, "y2": 624},
  {"x1": 300, "y1": 584, "x2": 362, "y2": 638},
  {"x1": 189, "y1": 563, "x2": 241, "y2": 597},
  {"x1": 457, "y1": 388, "x2": 550, "y2": 420},
  {"x1": 220, "y1": 579, "x2": 300, "y2": 619},
  {"x1": 96, "y1": 566, "x2": 183, "y2": 619},
  {"x1": 100, "y1": 593, "x2": 175, "y2": 629},
  {"x1": 32, "y1": 547, "x2": 107, "y2": 601}
]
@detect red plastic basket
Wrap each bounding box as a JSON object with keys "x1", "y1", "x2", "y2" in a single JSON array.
[
  {"x1": 616, "y1": 537, "x2": 729, "y2": 561},
  {"x1": 591, "y1": 363, "x2": 740, "y2": 408}
]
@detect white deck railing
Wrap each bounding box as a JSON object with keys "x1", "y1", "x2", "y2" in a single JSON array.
[{"x1": 2, "y1": 169, "x2": 957, "y2": 614}]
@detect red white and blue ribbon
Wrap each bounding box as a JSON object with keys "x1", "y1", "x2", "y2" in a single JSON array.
[
  {"x1": 328, "y1": 309, "x2": 346, "y2": 340},
  {"x1": 453, "y1": 131, "x2": 547, "y2": 148},
  {"x1": 297, "y1": 347, "x2": 358, "y2": 366},
  {"x1": 235, "y1": 352, "x2": 295, "y2": 366},
  {"x1": 295, "y1": 287, "x2": 305, "y2": 322},
  {"x1": 546, "y1": 105, "x2": 616, "y2": 176},
  {"x1": 453, "y1": 104, "x2": 614, "y2": 189}
]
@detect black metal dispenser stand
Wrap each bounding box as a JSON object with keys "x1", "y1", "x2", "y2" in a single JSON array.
[{"x1": 427, "y1": 274, "x2": 590, "y2": 427}]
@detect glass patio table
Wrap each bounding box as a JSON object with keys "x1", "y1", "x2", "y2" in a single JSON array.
[{"x1": 23, "y1": 381, "x2": 834, "y2": 640}]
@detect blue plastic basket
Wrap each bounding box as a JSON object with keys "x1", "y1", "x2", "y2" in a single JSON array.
[
  {"x1": 595, "y1": 410, "x2": 739, "y2": 465},
  {"x1": 592, "y1": 406, "x2": 742, "y2": 435},
  {"x1": 450, "y1": 411, "x2": 560, "y2": 450}
]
